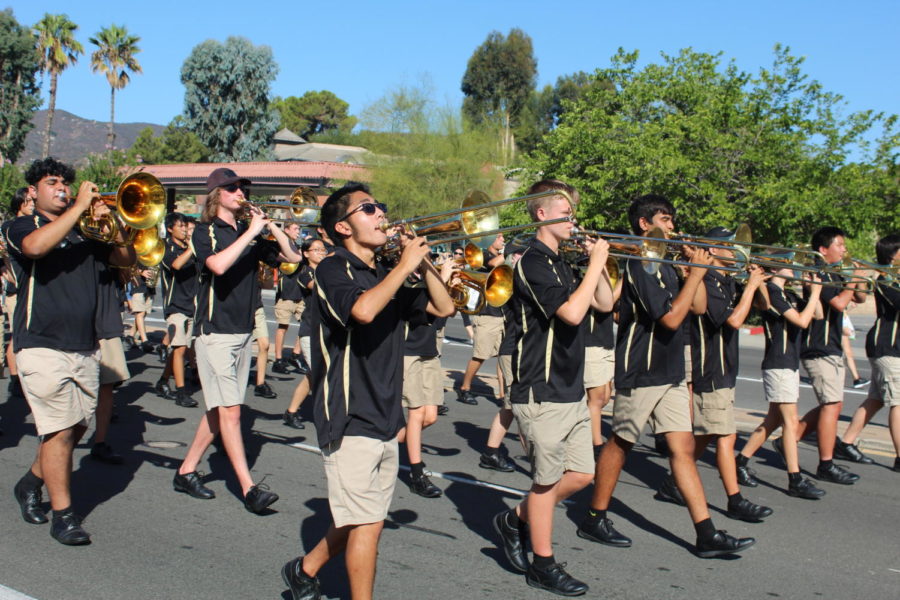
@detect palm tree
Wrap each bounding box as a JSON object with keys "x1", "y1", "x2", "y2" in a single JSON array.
[
  {"x1": 34, "y1": 13, "x2": 83, "y2": 158},
  {"x1": 89, "y1": 24, "x2": 142, "y2": 150}
]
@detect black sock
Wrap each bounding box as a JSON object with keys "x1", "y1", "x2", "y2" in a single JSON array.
[
  {"x1": 727, "y1": 492, "x2": 744, "y2": 508},
  {"x1": 52, "y1": 505, "x2": 72, "y2": 518},
  {"x1": 819, "y1": 459, "x2": 833, "y2": 470},
  {"x1": 410, "y1": 462, "x2": 425, "y2": 478},
  {"x1": 532, "y1": 554, "x2": 555, "y2": 569},
  {"x1": 587, "y1": 508, "x2": 607, "y2": 522},
  {"x1": 506, "y1": 509, "x2": 522, "y2": 528},
  {"x1": 788, "y1": 472, "x2": 802, "y2": 485},
  {"x1": 736, "y1": 454, "x2": 749, "y2": 467},
  {"x1": 485, "y1": 446, "x2": 500, "y2": 456},
  {"x1": 593, "y1": 444, "x2": 603, "y2": 457},
  {"x1": 20, "y1": 469, "x2": 43, "y2": 489},
  {"x1": 694, "y1": 518, "x2": 716, "y2": 541}
]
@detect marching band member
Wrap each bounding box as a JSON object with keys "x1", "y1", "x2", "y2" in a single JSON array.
[
  {"x1": 9, "y1": 157, "x2": 134, "y2": 545},
  {"x1": 172, "y1": 168, "x2": 300, "y2": 513}
]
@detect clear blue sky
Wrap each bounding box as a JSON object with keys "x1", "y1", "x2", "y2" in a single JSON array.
[{"x1": 9, "y1": 0, "x2": 900, "y2": 128}]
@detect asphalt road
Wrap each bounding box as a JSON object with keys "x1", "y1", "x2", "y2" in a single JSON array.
[{"x1": 0, "y1": 293, "x2": 897, "y2": 600}]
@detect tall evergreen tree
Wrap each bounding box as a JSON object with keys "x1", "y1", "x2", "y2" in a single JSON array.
[
  {"x1": 181, "y1": 37, "x2": 279, "y2": 161},
  {"x1": 89, "y1": 24, "x2": 142, "y2": 150},
  {"x1": 0, "y1": 9, "x2": 42, "y2": 164},
  {"x1": 33, "y1": 13, "x2": 83, "y2": 158}
]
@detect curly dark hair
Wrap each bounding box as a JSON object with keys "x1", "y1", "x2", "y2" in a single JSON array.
[{"x1": 24, "y1": 157, "x2": 75, "y2": 186}]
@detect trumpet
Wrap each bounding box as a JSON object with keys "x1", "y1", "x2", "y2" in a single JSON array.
[{"x1": 240, "y1": 186, "x2": 321, "y2": 225}]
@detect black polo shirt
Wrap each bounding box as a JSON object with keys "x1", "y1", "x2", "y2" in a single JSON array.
[
  {"x1": 865, "y1": 275, "x2": 900, "y2": 359},
  {"x1": 510, "y1": 238, "x2": 584, "y2": 404},
  {"x1": 191, "y1": 218, "x2": 280, "y2": 336},
  {"x1": 404, "y1": 314, "x2": 447, "y2": 358},
  {"x1": 761, "y1": 283, "x2": 805, "y2": 371},
  {"x1": 585, "y1": 308, "x2": 615, "y2": 349},
  {"x1": 276, "y1": 263, "x2": 305, "y2": 303},
  {"x1": 6, "y1": 213, "x2": 105, "y2": 352},
  {"x1": 311, "y1": 247, "x2": 428, "y2": 448},
  {"x1": 498, "y1": 301, "x2": 519, "y2": 357},
  {"x1": 691, "y1": 270, "x2": 742, "y2": 392},
  {"x1": 615, "y1": 259, "x2": 685, "y2": 390},
  {"x1": 161, "y1": 238, "x2": 199, "y2": 318},
  {"x1": 96, "y1": 263, "x2": 124, "y2": 339},
  {"x1": 801, "y1": 265, "x2": 843, "y2": 359}
]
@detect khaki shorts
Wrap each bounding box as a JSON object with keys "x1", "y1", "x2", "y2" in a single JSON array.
[
  {"x1": 300, "y1": 336, "x2": 311, "y2": 362},
  {"x1": 684, "y1": 345, "x2": 693, "y2": 384},
  {"x1": 130, "y1": 292, "x2": 153, "y2": 314},
  {"x1": 472, "y1": 315, "x2": 503, "y2": 360},
  {"x1": 693, "y1": 387, "x2": 736, "y2": 436},
  {"x1": 402, "y1": 355, "x2": 445, "y2": 408},
  {"x1": 194, "y1": 333, "x2": 253, "y2": 411},
  {"x1": 166, "y1": 312, "x2": 194, "y2": 347},
  {"x1": 801, "y1": 355, "x2": 845, "y2": 405},
  {"x1": 17, "y1": 347, "x2": 100, "y2": 436},
  {"x1": 99, "y1": 337, "x2": 130, "y2": 385},
  {"x1": 274, "y1": 299, "x2": 304, "y2": 325},
  {"x1": 4, "y1": 294, "x2": 15, "y2": 330},
  {"x1": 762, "y1": 369, "x2": 799, "y2": 404},
  {"x1": 252, "y1": 307, "x2": 268, "y2": 341},
  {"x1": 512, "y1": 395, "x2": 594, "y2": 486},
  {"x1": 498, "y1": 354, "x2": 513, "y2": 410},
  {"x1": 611, "y1": 382, "x2": 693, "y2": 444},
  {"x1": 868, "y1": 356, "x2": 900, "y2": 407},
  {"x1": 584, "y1": 346, "x2": 614, "y2": 389},
  {"x1": 323, "y1": 435, "x2": 399, "y2": 528}
]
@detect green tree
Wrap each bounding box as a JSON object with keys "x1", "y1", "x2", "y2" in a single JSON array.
[
  {"x1": 0, "y1": 9, "x2": 42, "y2": 165},
  {"x1": 181, "y1": 36, "x2": 279, "y2": 161},
  {"x1": 130, "y1": 116, "x2": 209, "y2": 164},
  {"x1": 272, "y1": 90, "x2": 357, "y2": 139},
  {"x1": 358, "y1": 83, "x2": 505, "y2": 220},
  {"x1": 89, "y1": 24, "x2": 142, "y2": 150},
  {"x1": 461, "y1": 28, "x2": 537, "y2": 162},
  {"x1": 74, "y1": 149, "x2": 133, "y2": 192},
  {"x1": 33, "y1": 13, "x2": 83, "y2": 158},
  {"x1": 526, "y1": 46, "x2": 898, "y2": 248},
  {"x1": 0, "y1": 162, "x2": 25, "y2": 216}
]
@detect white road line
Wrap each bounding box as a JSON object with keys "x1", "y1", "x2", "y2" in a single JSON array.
[{"x1": 0, "y1": 584, "x2": 38, "y2": 600}]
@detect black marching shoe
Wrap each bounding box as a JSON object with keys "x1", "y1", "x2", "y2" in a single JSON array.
[
  {"x1": 244, "y1": 484, "x2": 279, "y2": 513},
  {"x1": 90, "y1": 442, "x2": 124, "y2": 465},
  {"x1": 8, "y1": 377, "x2": 24, "y2": 398},
  {"x1": 283, "y1": 410, "x2": 306, "y2": 429},
  {"x1": 479, "y1": 449, "x2": 514, "y2": 472},
  {"x1": 173, "y1": 471, "x2": 215, "y2": 499},
  {"x1": 141, "y1": 341, "x2": 156, "y2": 354},
  {"x1": 13, "y1": 478, "x2": 48, "y2": 524},
  {"x1": 254, "y1": 382, "x2": 277, "y2": 399},
  {"x1": 154, "y1": 379, "x2": 174, "y2": 400},
  {"x1": 157, "y1": 344, "x2": 168, "y2": 364},
  {"x1": 695, "y1": 530, "x2": 755, "y2": 558},
  {"x1": 290, "y1": 355, "x2": 309, "y2": 375},
  {"x1": 50, "y1": 510, "x2": 91, "y2": 546},
  {"x1": 654, "y1": 474, "x2": 686, "y2": 506},
  {"x1": 456, "y1": 388, "x2": 477, "y2": 405},
  {"x1": 788, "y1": 477, "x2": 826, "y2": 499},
  {"x1": 726, "y1": 498, "x2": 773, "y2": 523},
  {"x1": 437, "y1": 404, "x2": 449, "y2": 416},
  {"x1": 816, "y1": 462, "x2": 859, "y2": 485},
  {"x1": 493, "y1": 510, "x2": 529, "y2": 573},
  {"x1": 526, "y1": 561, "x2": 588, "y2": 597},
  {"x1": 281, "y1": 557, "x2": 322, "y2": 600},
  {"x1": 173, "y1": 389, "x2": 198, "y2": 408},
  {"x1": 893, "y1": 457, "x2": 900, "y2": 473},
  {"x1": 408, "y1": 472, "x2": 442, "y2": 498},
  {"x1": 834, "y1": 438, "x2": 874, "y2": 464},
  {"x1": 736, "y1": 464, "x2": 759, "y2": 487},
  {"x1": 852, "y1": 377, "x2": 869, "y2": 389},
  {"x1": 576, "y1": 516, "x2": 632, "y2": 547},
  {"x1": 272, "y1": 359, "x2": 293, "y2": 375}
]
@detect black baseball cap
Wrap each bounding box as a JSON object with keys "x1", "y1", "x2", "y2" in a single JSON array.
[
  {"x1": 703, "y1": 226, "x2": 734, "y2": 240},
  {"x1": 206, "y1": 167, "x2": 251, "y2": 194}
]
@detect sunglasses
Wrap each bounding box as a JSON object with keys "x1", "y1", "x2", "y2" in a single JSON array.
[
  {"x1": 222, "y1": 183, "x2": 249, "y2": 194},
  {"x1": 339, "y1": 202, "x2": 387, "y2": 221},
  {"x1": 453, "y1": 251, "x2": 464, "y2": 256}
]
